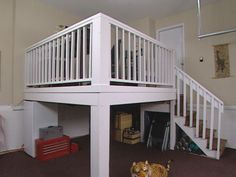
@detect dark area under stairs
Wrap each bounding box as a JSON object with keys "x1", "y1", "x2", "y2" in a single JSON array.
[{"x1": 176, "y1": 95, "x2": 227, "y2": 157}]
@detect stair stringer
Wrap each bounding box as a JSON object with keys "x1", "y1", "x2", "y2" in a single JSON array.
[{"x1": 174, "y1": 116, "x2": 217, "y2": 159}]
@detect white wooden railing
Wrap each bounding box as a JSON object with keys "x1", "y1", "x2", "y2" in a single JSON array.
[
  {"x1": 175, "y1": 66, "x2": 224, "y2": 159},
  {"x1": 25, "y1": 13, "x2": 174, "y2": 88}
]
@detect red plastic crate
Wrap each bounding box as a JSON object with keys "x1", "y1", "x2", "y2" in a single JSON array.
[{"x1": 36, "y1": 135, "x2": 70, "y2": 161}]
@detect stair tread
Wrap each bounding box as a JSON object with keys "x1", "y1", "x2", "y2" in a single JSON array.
[{"x1": 207, "y1": 138, "x2": 227, "y2": 156}]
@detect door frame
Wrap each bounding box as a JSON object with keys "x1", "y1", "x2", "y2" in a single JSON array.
[{"x1": 156, "y1": 24, "x2": 185, "y2": 70}]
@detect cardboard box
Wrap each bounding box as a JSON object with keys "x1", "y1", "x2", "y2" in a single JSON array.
[
  {"x1": 123, "y1": 137, "x2": 140, "y2": 144},
  {"x1": 114, "y1": 129, "x2": 124, "y2": 142},
  {"x1": 123, "y1": 131, "x2": 140, "y2": 139},
  {"x1": 115, "y1": 112, "x2": 132, "y2": 129}
]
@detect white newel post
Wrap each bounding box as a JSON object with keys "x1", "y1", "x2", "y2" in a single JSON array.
[
  {"x1": 91, "y1": 14, "x2": 111, "y2": 86},
  {"x1": 90, "y1": 101, "x2": 110, "y2": 177}
]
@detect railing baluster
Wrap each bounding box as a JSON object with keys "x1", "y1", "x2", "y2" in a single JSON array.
[
  {"x1": 143, "y1": 40, "x2": 146, "y2": 82},
  {"x1": 122, "y1": 29, "x2": 125, "y2": 79},
  {"x1": 203, "y1": 92, "x2": 207, "y2": 139},
  {"x1": 147, "y1": 41, "x2": 150, "y2": 82},
  {"x1": 115, "y1": 26, "x2": 119, "y2": 79},
  {"x1": 38, "y1": 47, "x2": 42, "y2": 83},
  {"x1": 70, "y1": 31, "x2": 75, "y2": 80},
  {"x1": 82, "y1": 27, "x2": 86, "y2": 79},
  {"x1": 183, "y1": 77, "x2": 187, "y2": 117},
  {"x1": 138, "y1": 37, "x2": 141, "y2": 81},
  {"x1": 76, "y1": 29, "x2": 81, "y2": 79},
  {"x1": 155, "y1": 45, "x2": 158, "y2": 82},
  {"x1": 151, "y1": 43, "x2": 154, "y2": 82},
  {"x1": 217, "y1": 104, "x2": 222, "y2": 159},
  {"x1": 196, "y1": 85, "x2": 200, "y2": 137},
  {"x1": 61, "y1": 36, "x2": 65, "y2": 81},
  {"x1": 159, "y1": 47, "x2": 162, "y2": 83},
  {"x1": 209, "y1": 97, "x2": 215, "y2": 150},
  {"x1": 48, "y1": 42, "x2": 52, "y2": 82},
  {"x1": 45, "y1": 44, "x2": 48, "y2": 83},
  {"x1": 42, "y1": 45, "x2": 45, "y2": 83},
  {"x1": 177, "y1": 71, "x2": 180, "y2": 117},
  {"x1": 89, "y1": 24, "x2": 92, "y2": 78},
  {"x1": 65, "y1": 34, "x2": 69, "y2": 81},
  {"x1": 190, "y1": 81, "x2": 193, "y2": 127},
  {"x1": 52, "y1": 40, "x2": 56, "y2": 82},
  {"x1": 133, "y1": 34, "x2": 136, "y2": 81},
  {"x1": 33, "y1": 49, "x2": 37, "y2": 84},
  {"x1": 128, "y1": 32, "x2": 131, "y2": 80},
  {"x1": 56, "y1": 38, "x2": 60, "y2": 81}
]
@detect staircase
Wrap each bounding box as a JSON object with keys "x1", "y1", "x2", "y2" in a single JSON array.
[{"x1": 174, "y1": 66, "x2": 226, "y2": 159}]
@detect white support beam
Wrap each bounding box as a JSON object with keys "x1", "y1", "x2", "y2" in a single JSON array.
[{"x1": 90, "y1": 103, "x2": 110, "y2": 177}]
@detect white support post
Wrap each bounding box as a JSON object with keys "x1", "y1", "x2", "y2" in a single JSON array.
[
  {"x1": 90, "y1": 103, "x2": 110, "y2": 177},
  {"x1": 91, "y1": 14, "x2": 111, "y2": 85},
  {"x1": 170, "y1": 100, "x2": 176, "y2": 150}
]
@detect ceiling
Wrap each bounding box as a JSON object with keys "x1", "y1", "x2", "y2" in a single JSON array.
[{"x1": 39, "y1": 0, "x2": 221, "y2": 22}]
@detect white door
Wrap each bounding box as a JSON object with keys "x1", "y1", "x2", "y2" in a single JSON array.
[{"x1": 157, "y1": 25, "x2": 185, "y2": 70}]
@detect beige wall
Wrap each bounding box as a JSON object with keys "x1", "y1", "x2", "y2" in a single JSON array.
[
  {"x1": 0, "y1": 0, "x2": 80, "y2": 105},
  {"x1": 130, "y1": 17, "x2": 156, "y2": 38},
  {"x1": 156, "y1": 0, "x2": 236, "y2": 106},
  {"x1": 0, "y1": 0, "x2": 14, "y2": 105}
]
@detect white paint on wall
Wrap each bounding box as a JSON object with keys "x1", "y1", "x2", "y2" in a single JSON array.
[
  {"x1": 23, "y1": 101, "x2": 58, "y2": 157},
  {"x1": 0, "y1": 106, "x2": 23, "y2": 152},
  {"x1": 58, "y1": 104, "x2": 90, "y2": 138}
]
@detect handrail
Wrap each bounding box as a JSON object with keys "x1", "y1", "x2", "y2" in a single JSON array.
[
  {"x1": 26, "y1": 14, "x2": 100, "y2": 52},
  {"x1": 175, "y1": 66, "x2": 224, "y2": 159},
  {"x1": 175, "y1": 66, "x2": 224, "y2": 107}
]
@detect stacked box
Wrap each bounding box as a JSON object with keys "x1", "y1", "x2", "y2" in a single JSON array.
[
  {"x1": 114, "y1": 129, "x2": 123, "y2": 142},
  {"x1": 115, "y1": 112, "x2": 132, "y2": 129},
  {"x1": 114, "y1": 112, "x2": 132, "y2": 142},
  {"x1": 123, "y1": 129, "x2": 140, "y2": 144}
]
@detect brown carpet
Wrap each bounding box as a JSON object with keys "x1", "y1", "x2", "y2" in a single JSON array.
[{"x1": 0, "y1": 135, "x2": 236, "y2": 177}]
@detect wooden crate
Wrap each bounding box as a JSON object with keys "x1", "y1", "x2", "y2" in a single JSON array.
[
  {"x1": 114, "y1": 128, "x2": 124, "y2": 142},
  {"x1": 123, "y1": 137, "x2": 140, "y2": 144},
  {"x1": 123, "y1": 130, "x2": 140, "y2": 139},
  {"x1": 115, "y1": 112, "x2": 132, "y2": 129}
]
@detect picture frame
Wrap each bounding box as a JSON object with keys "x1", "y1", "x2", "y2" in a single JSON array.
[{"x1": 214, "y1": 44, "x2": 230, "y2": 78}]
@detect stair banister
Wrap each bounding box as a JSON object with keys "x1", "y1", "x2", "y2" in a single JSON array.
[{"x1": 174, "y1": 66, "x2": 224, "y2": 159}]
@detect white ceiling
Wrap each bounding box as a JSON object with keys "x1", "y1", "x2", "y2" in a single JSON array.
[{"x1": 39, "y1": 0, "x2": 221, "y2": 22}]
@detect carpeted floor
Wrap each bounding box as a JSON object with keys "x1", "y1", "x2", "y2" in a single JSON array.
[{"x1": 0, "y1": 135, "x2": 236, "y2": 177}]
